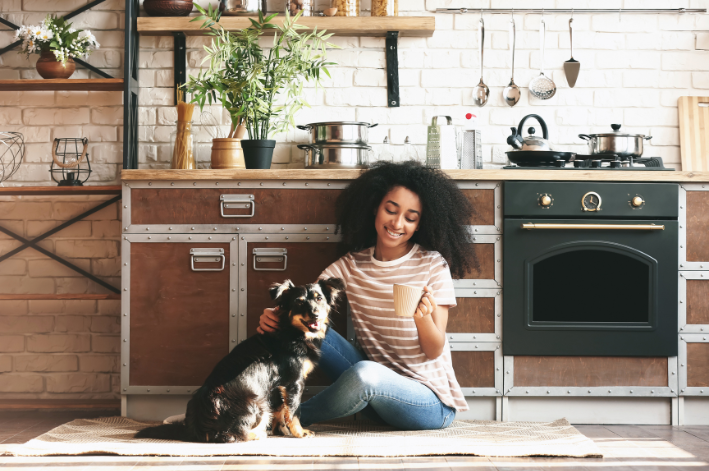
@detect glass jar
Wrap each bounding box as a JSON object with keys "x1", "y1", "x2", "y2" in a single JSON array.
[
  {"x1": 288, "y1": 0, "x2": 314, "y2": 16},
  {"x1": 334, "y1": 0, "x2": 359, "y2": 16},
  {"x1": 170, "y1": 121, "x2": 198, "y2": 169},
  {"x1": 371, "y1": 0, "x2": 397, "y2": 16}
]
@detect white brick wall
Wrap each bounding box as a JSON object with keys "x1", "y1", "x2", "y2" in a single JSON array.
[{"x1": 0, "y1": 195, "x2": 121, "y2": 400}]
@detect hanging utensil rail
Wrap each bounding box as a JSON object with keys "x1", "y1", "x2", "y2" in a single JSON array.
[{"x1": 437, "y1": 8, "x2": 706, "y2": 14}]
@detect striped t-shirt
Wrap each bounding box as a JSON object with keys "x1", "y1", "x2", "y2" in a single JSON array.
[{"x1": 319, "y1": 243, "x2": 469, "y2": 412}]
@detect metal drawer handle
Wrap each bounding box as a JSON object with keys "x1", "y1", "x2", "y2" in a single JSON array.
[
  {"x1": 253, "y1": 248, "x2": 288, "y2": 271},
  {"x1": 190, "y1": 248, "x2": 225, "y2": 271},
  {"x1": 521, "y1": 223, "x2": 664, "y2": 231},
  {"x1": 220, "y1": 194, "x2": 255, "y2": 218}
]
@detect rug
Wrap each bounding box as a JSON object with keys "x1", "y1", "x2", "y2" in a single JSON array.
[{"x1": 2, "y1": 416, "x2": 602, "y2": 458}]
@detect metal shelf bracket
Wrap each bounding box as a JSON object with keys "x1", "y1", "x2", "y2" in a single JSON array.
[{"x1": 386, "y1": 31, "x2": 399, "y2": 108}]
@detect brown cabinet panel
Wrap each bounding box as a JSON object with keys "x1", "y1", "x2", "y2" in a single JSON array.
[
  {"x1": 462, "y1": 189, "x2": 495, "y2": 226},
  {"x1": 687, "y1": 191, "x2": 709, "y2": 262},
  {"x1": 451, "y1": 351, "x2": 495, "y2": 388},
  {"x1": 687, "y1": 279, "x2": 709, "y2": 325},
  {"x1": 513, "y1": 357, "x2": 668, "y2": 387},
  {"x1": 448, "y1": 297, "x2": 495, "y2": 333},
  {"x1": 245, "y1": 241, "x2": 348, "y2": 389},
  {"x1": 129, "y1": 243, "x2": 230, "y2": 386},
  {"x1": 131, "y1": 188, "x2": 340, "y2": 225},
  {"x1": 460, "y1": 243, "x2": 495, "y2": 280},
  {"x1": 687, "y1": 343, "x2": 709, "y2": 387}
]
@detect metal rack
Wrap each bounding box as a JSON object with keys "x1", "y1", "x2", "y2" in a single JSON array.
[{"x1": 437, "y1": 8, "x2": 707, "y2": 14}]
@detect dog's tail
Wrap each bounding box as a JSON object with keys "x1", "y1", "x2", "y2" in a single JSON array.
[{"x1": 134, "y1": 421, "x2": 187, "y2": 441}]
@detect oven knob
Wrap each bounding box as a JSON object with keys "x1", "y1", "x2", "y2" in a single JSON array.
[
  {"x1": 539, "y1": 195, "x2": 552, "y2": 207},
  {"x1": 631, "y1": 196, "x2": 644, "y2": 207}
]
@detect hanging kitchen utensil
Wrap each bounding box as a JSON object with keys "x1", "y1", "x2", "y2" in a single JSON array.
[
  {"x1": 529, "y1": 16, "x2": 556, "y2": 100},
  {"x1": 564, "y1": 17, "x2": 580, "y2": 88},
  {"x1": 506, "y1": 114, "x2": 575, "y2": 166},
  {"x1": 503, "y1": 14, "x2": 520, "y2": 107},
  {"x1": 472, "y1": 16, "x2": 489, "y2": 107}
]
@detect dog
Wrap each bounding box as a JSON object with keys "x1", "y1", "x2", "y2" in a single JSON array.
[{"x1": 134, "y1": 277, "x2": 345, "y2": 443}]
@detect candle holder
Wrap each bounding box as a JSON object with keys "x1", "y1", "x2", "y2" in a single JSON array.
[{"x1": 50, "y1": 138, "x2": 92, "y2": 186}]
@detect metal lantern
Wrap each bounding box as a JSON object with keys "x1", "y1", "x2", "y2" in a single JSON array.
[
  {"x1": 0, "y1": 132, "x2": 25, "y2": 185},
  {"x1": 50, "y1": 138, "x2": 92, "y2": 186}
]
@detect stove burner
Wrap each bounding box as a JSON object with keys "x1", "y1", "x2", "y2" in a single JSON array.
[{"x1": 504, "y1": 156, "x2": 672, "y2": 171}]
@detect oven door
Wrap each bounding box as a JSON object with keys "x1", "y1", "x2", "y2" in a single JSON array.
[{"x1": 503, "y1": 218, "x2": 678, "y2": 356}]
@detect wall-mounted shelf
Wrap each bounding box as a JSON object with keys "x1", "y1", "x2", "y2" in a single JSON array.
[
  {"x1": 137, "y1": 16, "x2": 436, "y2": 37},
  {"x1": 0, "y1": 79, "x2": 124, "y2": 91}
]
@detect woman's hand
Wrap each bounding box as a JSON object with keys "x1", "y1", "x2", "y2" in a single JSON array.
[
  {"x1": 256, "y1": 307, "x2": 280, "y2": 334},
  {"x1": 414, "y1": 286, "x2": 437, "y2": 319}
]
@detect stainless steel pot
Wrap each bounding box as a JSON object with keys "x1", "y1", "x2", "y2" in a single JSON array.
[
  {"x1": 298, "y1": 143, "x2": 371, "y2": 169},
  {"x1": 297, "y1": 121, "x2": 378, "y2": 145},
  {"x1": 220, "y1": 0, "x2": 262, "y2": 16},
  {"x1": 578, "y1": 124, "x2": 652, "y2": 159}
]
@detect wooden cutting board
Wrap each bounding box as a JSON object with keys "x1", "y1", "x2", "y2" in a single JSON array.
[{"x1": 678, "y1": 96, "x2": 709, "y2": 171}]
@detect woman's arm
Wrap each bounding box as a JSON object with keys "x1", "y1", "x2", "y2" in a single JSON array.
[{"x1": 414, "y1": 286, "x2": 449, "y2": 360}]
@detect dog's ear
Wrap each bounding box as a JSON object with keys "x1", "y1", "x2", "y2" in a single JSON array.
[
  {"x1": 318, "y1": 278, "x2": 345, "y2": 305},
  {"x1": 270, "y1": 279, "x2": 295, "y2": 303}
]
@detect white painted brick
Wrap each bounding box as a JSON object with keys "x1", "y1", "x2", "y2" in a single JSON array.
[
  {"x1": 0, "y1": 0, "x2": 21, "y2": 11},
  {"x1": 560, "y1": 32, "x2": 624, "y2": 51},
  {"x1": 423, "y1": 50, "x2": 460, "y2": 68},
  {"x1": 88, "y1": 91, "x2": 124, "y2": 106},
  {"x1": 93, "y1": 31, "x2": 124, "y2": 48},
  {"x1": 139, "y1": 88, "x2": 173, "y2": 106},
  {"x1": 0, "y1": 356, "x2": 11, "y2": 372},
  {"x1": 139, "y1": 51, "x2": 174, "y2": 68},
  {"x1": 27, "y1": 334, "x2": 90, "y2": 353},
  {"x1": 399, "y1": 50, "x2": 425, "y2": 69},
  {"x1": 14, "y1": 355, "x2": 78, "y2": 372},
  {"x1": 427, "y1": 30, "x2": 476, "y2": 49},
  {"x1": 625, "y1": 108, "x2": 678, "y2": 127},
  {"x1": 156, "y1": 69, "x2": 174, "y2": 87},
  {"x1": 693, "y1": 72, "x2": 709, "y2": 89},
  {"x1": 594, "y1": 89, "x2": 660, "y2": 108},
  {"x1": 27, "y1": 220, "x2": 91, "y2": 238},
  {"x1": 421, "y1": 68, "x2": 476, "y2": 87},
  {"x1": 650, "y1": 127, "x2": 680, "y2": 146},
  {"x1": 400, "y1": 88, "x2": 427, "y2": 106},
  {"x1": 592, "y1": 15, "x2": 659, "y2": 33},
  {"x1": 594, "y1": 51, "x2": 660, "y2": 70},
  {"x1": 426, "y1": 0, "x2": 488, "y2": 11},
  {"x1": 0, "y1": 301, "x2": 28, "y2": 316},
  {"x1": 622, "y1": 70, "x2": 660, "y2": 88},
  {"x1": 354, "y1": 68, "x2": 386, "y2": 87},
  {"x1": 46, "y1": 373, "x2": 110, "y2": 393},
  {"x1": 360, "y1": 38, "x2": 385, "y2": 48},
  {"x1": 55, "y1": 240, "x2": 119, "y2": 259},
  {"x1": 662, "y1": 52, "x2": 709, "y2": 71},
  {"x1": 84, "y1": 126, "x2": 119, "y2": 143},
  {"x1": 92, "y1": 334, "x2": 119, "y2": 353},
  {"x1": 80, "y1": 355, "x2": 119, "y2": 372},
  {"x1": 659, "y1": 14, "x2": 696, "y2": 31},
  {"x1": 28, "y1": 259, "x2": 91, "y2": 278},
  {"x1": 319, "y1": 68, "x2": 354, "y2": 88},
  {"x1": 0, "y1": 375, "x2": 43, "y2": 393},
  {"x1": 29, "y1": 300, "x2": 97, "y2": 315},
  {"x1": 70, "y1": 12, "x2": 119, "y2": 30},
  {"x1": 357, "y1": 51, "x2": 386, "y2": 68},
  {"x1": 325, "y1": 88, "x2": 387, "y2": 106},
  {"x1": 0, "y1": 316, "x2": 53, "y2": 333},
  {"x1": 92, "y1": 107, "x2": 123, "y2": 125},
  {"x1": 357, "y1": 107, "x2": 424, "y2": 125}
]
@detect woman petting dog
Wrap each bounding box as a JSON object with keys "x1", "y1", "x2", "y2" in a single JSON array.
[{"x1": 257, "y1": 161, "x2": 478, "y2": 431}]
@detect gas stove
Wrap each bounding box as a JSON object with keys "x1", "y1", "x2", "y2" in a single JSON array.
[{"x1": 504, "y1": 156, "x2": 674, "y2": 171}]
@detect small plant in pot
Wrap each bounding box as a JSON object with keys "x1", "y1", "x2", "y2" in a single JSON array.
[
  {"x1": 185, "y1": 5, "x2": 336, "y2": 169},
  {"x1": 15, "y1": 16, "x2": 99, "y2": 80}
]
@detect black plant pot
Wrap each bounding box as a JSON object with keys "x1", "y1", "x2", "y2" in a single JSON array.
[{"x1": 241, "y1": 139, "x2": 275, "y2": 169}]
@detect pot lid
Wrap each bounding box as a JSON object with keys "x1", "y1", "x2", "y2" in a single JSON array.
[
  {"x1": 302, "y1": 121, "x2": 374, "y2": 127},
  {"x1": 587, "y1": 124, "x2": 648, "y2": 138}
]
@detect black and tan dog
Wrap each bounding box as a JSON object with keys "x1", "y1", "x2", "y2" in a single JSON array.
[{"x1": 135, "y1": 277, "x2": 344, "y2": 443}]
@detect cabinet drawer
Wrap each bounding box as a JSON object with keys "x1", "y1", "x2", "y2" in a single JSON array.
[
  {"x1": 447, "y1": 289, "x2": 501, "y2": 342},
  {"x1": 449, "y1": 342, "x2": 502, "y2": 396},
  {"x1": 122, "y1": 236, "x2": 238, "y2": 392},
  {"x1": 680, "y1": 185, "x2": 709, "y2": 269},
  {"x1": 453, "y1": 235, "x2": 502, "y2": 289},
  {"x1": 680, "y1": 271, "x2": 709, "y2": 331},
  {"x1": 504, "y1": 355, "x2": 677, "y2": 397},
  {"x1": 128, "y1": 187, "x2": 340, "y2": 228},
  {"x1": 459, "y1": 182, "x2": 502, "y2": 235},
  {"x1": 680, "y1": 335, "x2": 709, "y2": 396}
]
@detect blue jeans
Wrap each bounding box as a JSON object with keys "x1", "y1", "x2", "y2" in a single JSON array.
[{"x1": 298, "y1": 328, "x2": 457, "y2": 430}]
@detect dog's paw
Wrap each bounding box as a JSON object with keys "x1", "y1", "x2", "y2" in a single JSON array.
[
  {"x1": 297, "y1": 428, "x2": 315, "y2": 438},
  {"x1": 246, "y1": 429, "x2": 268, "y2": 441}
]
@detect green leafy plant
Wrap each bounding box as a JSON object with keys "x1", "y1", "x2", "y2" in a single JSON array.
[
  {"x1": 15, "y1": 15, "x2": 99, "y2": 66},
  {"x1": 185, "y1": 5, "x2": 338, "y2": 140}
]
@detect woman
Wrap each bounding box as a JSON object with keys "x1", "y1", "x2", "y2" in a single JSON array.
[{"x1": 258, "y1": 161, "x2": 477, "y2": 430}]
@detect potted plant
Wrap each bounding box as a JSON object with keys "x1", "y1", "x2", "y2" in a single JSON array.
[
  {"x1": 15, "y1": 16, "x2": 99, "y2": 80},
  {"x1": 185, "y1": 5, "x2": 336, "y2": 169}
]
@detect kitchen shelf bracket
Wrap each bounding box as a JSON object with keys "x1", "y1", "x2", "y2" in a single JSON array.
[
  {"x1": 174, "y1": 32, "x2": 187, "y2": 106},
  {"x1": 386, "y1": 31, "x2": 399, "y2": 108}
]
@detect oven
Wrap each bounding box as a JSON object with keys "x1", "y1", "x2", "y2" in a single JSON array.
[{"x1": 503, "y1": 182, "x2": 678, "y2": 357}]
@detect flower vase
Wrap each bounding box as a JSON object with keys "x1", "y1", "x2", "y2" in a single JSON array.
[{"x1": 36, "y1": 50, "x2": 75, "y2": 79}]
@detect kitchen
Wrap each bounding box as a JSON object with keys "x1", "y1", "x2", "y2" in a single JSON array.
[{"x1": 1, "y1": 0, "x2": 709, "y2": 453}]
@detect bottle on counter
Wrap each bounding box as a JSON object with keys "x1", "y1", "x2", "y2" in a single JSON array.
[
  {"x1": 459, "y1": 112, "x2": 483, "y2": 169},
  {"x1": 377, "y1": 136, "x2": 394, "y2": 162},
  {"x1": 400, "y1": 136, "x2": 421, "y2": 163}
]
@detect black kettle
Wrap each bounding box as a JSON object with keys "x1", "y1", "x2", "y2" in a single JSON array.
[{"x1": 505, "y1": 114, "x2": 576, "y2": 167}]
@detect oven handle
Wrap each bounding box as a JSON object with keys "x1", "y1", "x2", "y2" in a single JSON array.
[{"x1": 521, "y1": 223, "x2": 664, "y2": 230}]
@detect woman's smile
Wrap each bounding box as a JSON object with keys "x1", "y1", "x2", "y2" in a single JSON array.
[{"x1": 373, "y1": 186, "x2": 422, "y2": 261}]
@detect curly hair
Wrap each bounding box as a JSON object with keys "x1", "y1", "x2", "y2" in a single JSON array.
[{"x1": 335, "y1": 161, "x2": 478, "y2": 278}]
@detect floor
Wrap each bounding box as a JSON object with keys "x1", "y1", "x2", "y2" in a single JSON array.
[{"x1": 1, "y1": 410, "x2": 709, "y2": 470}]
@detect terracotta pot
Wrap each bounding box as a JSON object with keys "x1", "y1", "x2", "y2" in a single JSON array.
[
  {"x1": 36, "y1": 50, "x2": 75, "y2": 79},
  {"x1": 211, "y1": 138, "x2": 245, "y2": 169}
]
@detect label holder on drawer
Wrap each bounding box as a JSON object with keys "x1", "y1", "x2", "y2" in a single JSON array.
[
  {"x1": 190, "y1": 248, "x2": 226, "y2": 271},
  {"x1": 253, "y1": 248, "x2": 288, "y2": 271},
  {"x1": 220, "y1": 194, "x2": 255, "y2": 218}
]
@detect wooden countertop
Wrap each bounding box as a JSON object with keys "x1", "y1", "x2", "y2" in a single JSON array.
[{"x1": 122, "y1": 169, "x2": 709, "y2": 183}]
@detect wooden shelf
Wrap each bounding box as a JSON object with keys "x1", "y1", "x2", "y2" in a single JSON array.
[
  {"x1": 0, "y1": 185, "x2": 121, "y2": 196},
  {"x1": 0, "y1": 294, "x2": 120, "y2": 300},
  {"x1": 138, "y1": 16, "x2": 435, "y2": 37},
  {"x1": 0, "y1": 78, "x2": 124, "y2": 91}
]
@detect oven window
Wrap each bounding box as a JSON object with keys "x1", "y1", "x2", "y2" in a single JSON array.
[{"x1": 531, "y1": 249, "x2": 650, "y2": 323}]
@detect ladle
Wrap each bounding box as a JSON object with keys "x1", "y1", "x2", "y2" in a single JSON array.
[
  {"x1": 529, "y1": 16, "x2": 557, "y2": 100},
  {"x1": 502, "y1": 15, "x2": 520, "y2": 107},
  {"x1": 472, "y1": 17, "x2": 490, "y2": 107}
]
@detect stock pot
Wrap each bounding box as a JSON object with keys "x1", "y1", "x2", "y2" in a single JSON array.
[
  {"x1": 578, "y1": 124, "x2": 652, "y2": 159},
  {"x1": 297, "y1": 121, "x2": 378, "y2": 145},
  {"x1": 298, "y1": 143, "x2": 371, "y2": 169}
]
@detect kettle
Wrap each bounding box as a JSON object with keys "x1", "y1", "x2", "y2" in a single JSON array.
[{"x1": 506, "y1": 114, "x2": 552, "y2": 151}]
